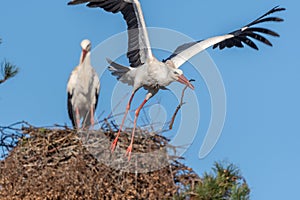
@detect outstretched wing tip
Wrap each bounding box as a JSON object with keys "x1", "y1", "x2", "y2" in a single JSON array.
[
  {"x1": 67, "y1": 0, "x2": 81, "y2": 5},
  {"x1": 274, "y1": 6, "x2": 286, "y2": 11},
  {"x1": 106, "y1": 57, "x2": 113, "y2": 64},
  {"x1": 67, "y1": 0, "x2": 93, "y2": 6},
  {"x1": 213, "y1": 5, "x2": 285, "y2": 51}
]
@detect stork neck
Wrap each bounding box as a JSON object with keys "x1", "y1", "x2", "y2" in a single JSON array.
[{"x1": 80, "y1": 51, "x2": 91, "y2": 65}]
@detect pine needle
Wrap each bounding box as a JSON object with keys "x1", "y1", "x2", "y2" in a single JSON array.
[{"x1": 0, "y1": 61, "x2": 19, "y2": 84}]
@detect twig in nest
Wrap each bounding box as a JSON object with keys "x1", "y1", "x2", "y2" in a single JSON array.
[{"x1": 169, "y1": 79, "x2": 195, "y2": 130}]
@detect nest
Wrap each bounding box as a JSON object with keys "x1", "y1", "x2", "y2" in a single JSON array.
[{"x1": 0, "y1": 122, "x2": 200, "y2": 199}]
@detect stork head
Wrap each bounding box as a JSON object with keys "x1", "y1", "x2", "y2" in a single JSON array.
[
  {"x1": 170, "y1": 68, "x2": 194, "y2": 90},
  {"x1": 81, "y1": 39, "x2": 91, "y2": 51},
  {"x1": 80, "y1": 39, "x2": 91, "y2": 63}
]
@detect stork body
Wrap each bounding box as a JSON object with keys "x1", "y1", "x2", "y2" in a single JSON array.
[
  {"x1": 68, "y1": 0, "x2": 285, "y2": 159},
  {"x1": 67, "y1": 39, "x2": 100, "y2": 129},
  {"x1": 107, "y1": 56, "x2": 193, "y2": 159}
]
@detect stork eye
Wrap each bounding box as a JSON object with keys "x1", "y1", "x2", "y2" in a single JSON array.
[{"x1": 174, "y1": 71, "x2": 179, "y2": 75}]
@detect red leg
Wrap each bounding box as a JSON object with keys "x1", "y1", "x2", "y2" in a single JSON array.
[
  {"x1": 111, "y1": 92, "x2": 136, "y2": 152},
  {"x1": 126, "y1": 98, "x2": 148, "y2": 161},
  {"x1": 90, "y1": 106, "x2": 95, "y2": 129},
  {"x1": 75, "y1": 107, "x2": 80, "y2": 129}
]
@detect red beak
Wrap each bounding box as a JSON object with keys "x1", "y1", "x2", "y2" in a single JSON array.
[
  {"x1": 177, "y1": 74, "x2": 195, "y2": 90},
  {"x1": 81, "y1": 49, "x2": 87, "y2": 63}
]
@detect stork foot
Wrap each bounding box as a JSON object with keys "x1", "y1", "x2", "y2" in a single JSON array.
[
  {"x1": 111, "y1": 136, "x2": 119, "y2": 152},
  {"x1": 125, "y1": 145, "x2": 133, "y2": 161}
]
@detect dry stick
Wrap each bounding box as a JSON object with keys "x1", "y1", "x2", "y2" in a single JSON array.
[
  {"x1": 169, "y1": 79, "x2": 195, "y2": 130},
  {"x1": 1, "y1": 125, "x2": 200, "y2": 199}
]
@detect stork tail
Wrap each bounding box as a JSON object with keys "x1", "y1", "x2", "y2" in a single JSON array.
[{"x1": 107, "y1": 58, "x2": 130, "y2": 80}]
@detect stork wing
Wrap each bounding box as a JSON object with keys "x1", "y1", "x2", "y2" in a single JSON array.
[
  {"x1": 166, "y1": 6, "x2": 285, "y2": 69},
  {"x1": 92, "y1": 69, "x2": 101, "y2": 112},
  {"x1": 67, "y1": 68, "x2": 79, "y2": 128},
  {"x1": 67, "y1": 92, "x2": 76, "y2": 128},
  {"x1": 68, "y1": 0, "x2": 153, "y2": 67}
]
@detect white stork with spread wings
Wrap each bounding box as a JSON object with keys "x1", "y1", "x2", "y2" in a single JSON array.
[
  {"x1": 67, "y1": 39, "x2": 100, "y2": 129},
  {"x1": 68, "y1": 0, "x2": 285, "y2": 160}
]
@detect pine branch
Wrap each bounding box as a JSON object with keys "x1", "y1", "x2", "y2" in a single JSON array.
[
  {"x1": 0, "y1": 61, "x2": 19, "y2": 84},
  {"x1": 186, "y1": 161, "x2": 250, "y2": 199}
]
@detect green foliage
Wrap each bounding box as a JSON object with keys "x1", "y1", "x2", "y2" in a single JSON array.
[
  {"x1": 0, "y1": 37, "x2": 19, "y2": 84},
  {"x1": 0, "y1": 61, "x2": 19, "y2": 83},
  {"x1": 195, "y1": 162, "x2": 250, "y2": 200},
  {"x1": 176, "y1": 161, "x2": 250, "y2": 200}
]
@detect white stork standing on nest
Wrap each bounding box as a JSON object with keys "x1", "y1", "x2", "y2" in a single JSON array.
[
  {"x1": 67, "y1": 39, "x2": 100, "y2": 129},
  {"x1": 68, "y1": 0, "x2": 285, "y2": 160}
]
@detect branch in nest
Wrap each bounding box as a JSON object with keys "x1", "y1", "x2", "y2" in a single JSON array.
[
  {"x1": 0, "y1": 121, "x2": 28, "y2": 158},
  {"x1": 169, "y1": 79, "x2": 195, "y2": 130}
]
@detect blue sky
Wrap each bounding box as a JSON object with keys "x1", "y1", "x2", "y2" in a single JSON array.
[{"x1": 0, "y1": 0, "x2": 299, "y2": 199}]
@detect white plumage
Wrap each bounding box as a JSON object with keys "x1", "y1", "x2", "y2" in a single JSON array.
[
  {"x1": 68, "y1": 0, "x2": 284, "y2": 159},
  {"x1": 67, "y1": 39, "x2": 100, "y2": 129}
]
